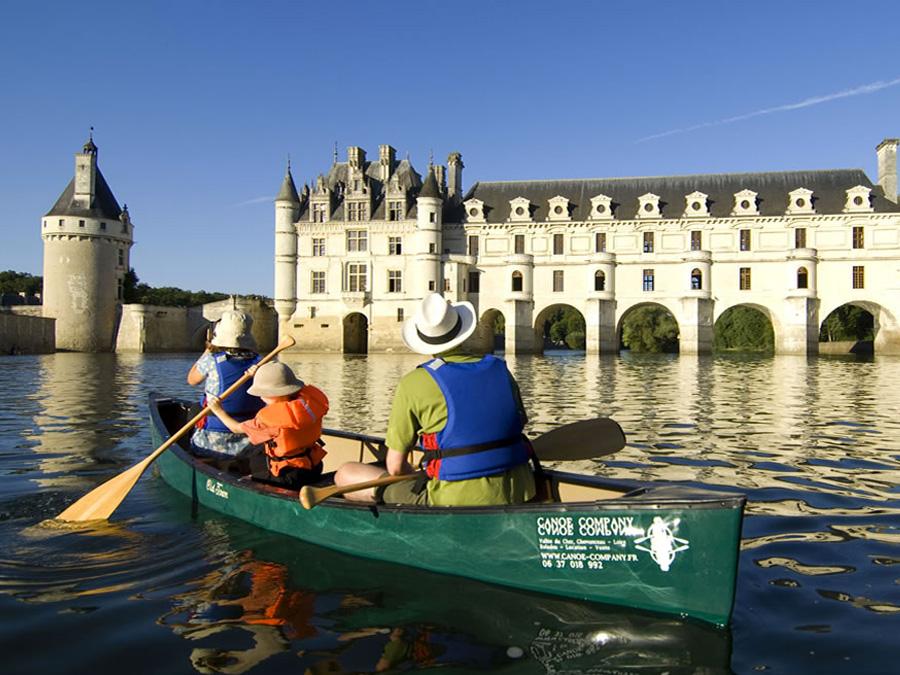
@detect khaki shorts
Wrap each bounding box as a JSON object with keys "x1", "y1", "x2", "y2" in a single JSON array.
[{"x1": 376, "y1": 471, "x2": 429, "y2": 505}]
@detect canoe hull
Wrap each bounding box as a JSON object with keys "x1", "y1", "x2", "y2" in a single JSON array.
[{"x1": 151, "y1": 394, "x2": 744, "y2": 626}]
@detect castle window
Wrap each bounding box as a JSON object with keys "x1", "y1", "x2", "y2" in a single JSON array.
[
  {"x1": 118, "y1": 249, "x2": 124, "y2": 266},
  {"x1": 740, "y1": 267, "x2": 751, "y2": 290},
  {"x1": 312, "y1": 271, "x2": 326, "y2": 293},
  {"x1": 553, "y1": 234, "x2": 564, "y2": 255},
  {"x1": 59, "y1": 219, "x2": 64, "y2": 227},
  {"x1": 852, "y1": 226, "x2": 864, "y2": 249},
  {"x1": 429, "y1": 243, "x2": 436, "y2": 254},
  {"x1": 691, "y1": 231, "x2": 702, "y2": 251},
  {"x1": 732, "y1": 189, "x2": 759, "y2": 216},
  {"x1": 312, "y1": 203, "x2": 327, "y2": 222},
  {"x1": 444, "y1": 278, "x2": 451, "y2": 292},
  {"x1": 79, "y1": 220, "x2": 85, "y2": 228},
  {"x1": 853, "y1": 265, "x2": 864, "y2": 289},
  {"x1": 691, "y1": 269, "x2": 702, "y2": 290},
  {"x1": 389, "y1": 236, "x2": 402, "y2": 255},
  {"x1": 397, "y1": 308, "x2": 404, "y2": 322},
  {"x1": 552, "y1": 270, "x2": 564, "y2": 292},
  {"x1": 797, "y1": 267, "x2": 808, "y2": 289},
  {"x1": 845, "y1": 185, "x2": 873, "y2": 213},
  {"x1": 637, "y1": 193, "x2": 661, "y2": 218},
  {"x1": 642, "y1": 269, "x2": 654, "y2": 292},
  {"x1": 548, "y1": 196, "x2": 571, "y2": 221},
  {"x1": 509, "y1": 197, "x2": 532, "y2": 222},
  {"x1": 468, "y1": 271, "x2": 480, "y2": 293},
  {"x1": 590, "y1": 194, "x2": 613, "y2": 220},
  {"x1": 346, "y1": 230, "x2": 368, "y2": 252},
  {"x1": 100, "y1": 222, "x2": 106, "y2": 230},
  {"x1": 739, "y1": 229, "x2": 751, "y2": 251},
  {"x1": 684, "y1": 191, "x2": 709, "y2": 218},
  {"x1": 795, "y1": 228, "x2": 806, "y2": 249},
  {"x1": 468, "y1": 235, "x2": 479, "y2": 257},
  {"x1": 594, "y1": 270, "x2": 606, "y2": 291},
  {"x1": 309, "y1": 307, "x2": 316, "y2": 319},
  {"x1": 388, "y1": 201, "x2": 405, "y2": 221},
  {"x1": 346, "y1": 263, "x2": 367, "y2": 292},
  {"x1": 312, "y1": 238, "x2": 325, "y2": 256},
  {"x1": 347, "y1": 202, "x2": 368, "y2": 221},
  {"x1": 595, "y1": 232, "x2": 606, "y2": 252},
  {"x1": 512, "y1": 271, "x2": 523, "y2": 292},
  {"x1": 429, "y1": 212, "x2": 436, "y2": 223},
  {"x1": 514, "y1": 234, "x2": 525, "y2": 254},
  {"x1": 787, "y1": 188, "x2": 815, "y2": 215},
  {"x1": 117, "y1": 278, "x2": 123, "y2": 300},
  {"x1": 429, "y1": 281, "x2": 436, "y2": 291},
  {"x1": 643, "y1": 232, "x2": 654, "y2": 253},
  {"x1": 388, "y1": 270, "x2": 402, "y2": 293}
]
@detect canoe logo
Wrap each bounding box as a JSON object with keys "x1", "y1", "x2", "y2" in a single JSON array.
[
  {"x1": 634, "y1": 516, "x2": 689, "y2": 572},
  {"x1": 205, "y1": 479, "x2": 229, "y2": 499}
]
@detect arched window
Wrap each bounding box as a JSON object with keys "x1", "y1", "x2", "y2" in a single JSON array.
[
  {"x1": 594, "y1": 270, "x2": 606, "y2": 291},
  {"x1": 511, "y1": 270, "x2": 523, "y2": 292},
  {"x1": 691, "y1": 268, "x2": 702, "y2": 290},
  {"x1": 797, "y1": 266, "x2": 808, "y2": 289}
]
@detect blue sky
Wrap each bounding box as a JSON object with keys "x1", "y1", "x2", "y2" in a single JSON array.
[{"x1": 3, "y1": 0, "x2": 900, "y2": 297}]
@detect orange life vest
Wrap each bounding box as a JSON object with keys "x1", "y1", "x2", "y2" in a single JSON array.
[{"x1": 254, "y1": 385, "x2": 328, "y2": 476}]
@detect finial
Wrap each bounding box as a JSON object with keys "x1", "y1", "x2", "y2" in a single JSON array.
[
  {"x1": 89, "y1": 126, "x2": 94, "y2": 141},
  {"x1": 333, "y1": 142, "x2": 338, "y2": 165},
  {"x1": 429, "y1": 149, "x2": 434, "y2": 166},
  {"x1": 287, "y1": 153, "x2": 291, "y2": 172}
]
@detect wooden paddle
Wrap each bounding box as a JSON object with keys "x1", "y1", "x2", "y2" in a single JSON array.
[
  {"x1": 299, "y1": 416, "x2": 626, "y2": 509},
  {"x1": 57, "y1": 335, "x2": 296, "y2": 522}
]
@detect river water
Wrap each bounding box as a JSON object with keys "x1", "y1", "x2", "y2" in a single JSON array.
[{"x1": 1, "y1": 350, "x2": 898, "y2": 674}]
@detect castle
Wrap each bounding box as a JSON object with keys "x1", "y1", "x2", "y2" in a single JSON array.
[{"x1": 274, "y1": 140, "x2": 900, "y2": 355}]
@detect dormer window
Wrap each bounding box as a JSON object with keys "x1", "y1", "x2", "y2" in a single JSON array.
[
  {"x1": 732, "y1": 189, "x2": 758, "y2": 216},
  {"x1": 637, "y1": 193, "x2": 661, "y2": 218},
  {"x1": 684, "y1": 191, "x2": 709, "y2": 218},
  {"x1": 509, "y1": 197, "x2": 532, "y2": 222},
  {"x1": 547, "y1": 196, "x2": 571, "y2": 221},
  {"x1": 590, "y1": 194, "x2": 614, "y2": 220},
  {"x1": 464, "y1": 198, "x2": 485, "y2": 223},
  {"x1": 787, "y1": 188, "x2": 815, "y2": 215},
  {"x1": 845, "y1": 185, "x2": 873, "y2": 213}
]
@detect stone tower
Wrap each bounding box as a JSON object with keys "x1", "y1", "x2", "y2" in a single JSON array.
[
  {"x1": 274, "y1": 159, "x2": 300, "y2": 323},
  {"x1": 42, "y1": 135, "x2": 133, "y2": 351}
]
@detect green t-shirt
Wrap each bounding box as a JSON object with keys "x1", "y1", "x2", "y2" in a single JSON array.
[{"x1": 384, "y1": 352, "x2": 536, "y2": 506}]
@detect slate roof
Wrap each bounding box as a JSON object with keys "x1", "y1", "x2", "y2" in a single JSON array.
[
  {"x1": 45, "y1": 168, "x2": 122, "y2": 220},
  {"x1": 462, "y1": 169, "x2": 900, "y2": 222},
  {"x1": 277, "y1": 169, "x2": 300, "y2": 203}
]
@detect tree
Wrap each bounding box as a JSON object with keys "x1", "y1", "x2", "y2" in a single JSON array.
[
  {"x1": 0, "y1": 270, "x2": 42, "y2": 295},
  {"x1": 621, "y1": 306, "x2": 679, "y2": 352},
  {"x1": 820, "y1": 305, "x2": 874, "y2": 342},
  {"x1": 712, "y1": 306, "x2": 774, "y2": 352},
  {"x1": 544, "y1": 307, "x2": 586, "y2": 350}
]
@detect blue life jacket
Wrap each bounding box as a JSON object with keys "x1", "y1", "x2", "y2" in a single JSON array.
[
  {"x1": 419, "y1": 355, "x2": 530, "y2": 481},
  {"x1": 202, "y1": 352, "x2": 264, "y2": 433}
]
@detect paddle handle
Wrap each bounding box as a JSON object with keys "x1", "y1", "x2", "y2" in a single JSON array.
[{"x1": 299, "y1": 473, "x2": 416, "y2": 510}]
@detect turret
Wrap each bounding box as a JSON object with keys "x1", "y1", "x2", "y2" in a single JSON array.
[
  {"x1": 274, "y1": 159, "x2": 300, "y2": 322},
  {"x1": 415, "y1": 167, "x2": 443, "y2": 295},
  {"x1": 42, "y1": 134, "x2": 132, "y2": 351}
]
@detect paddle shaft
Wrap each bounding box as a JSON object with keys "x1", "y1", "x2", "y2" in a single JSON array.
[
  {"x1": 299, "y1": 417, "x2": 627, "y2": 510},
  {"x1": 57, "y1": 335, "x2": 296, "y2": 522}
]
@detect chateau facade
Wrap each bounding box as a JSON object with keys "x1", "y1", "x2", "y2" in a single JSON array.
[{"x1": 275, "y1": 139, "x2": 900, "y2": 356}]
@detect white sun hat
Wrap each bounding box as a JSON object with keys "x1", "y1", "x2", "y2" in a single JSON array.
[
  {"x1": 210, "y1": 310, "x2": 258, "y2": 351},
  {"x1": 402, "y1": 293, "x2": 477, "y2": 355}
]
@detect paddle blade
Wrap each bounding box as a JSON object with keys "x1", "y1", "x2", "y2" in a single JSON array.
[
  {"x1": 57, "y1": 460, "x2": 149, "y2": 522},
  {"x1": 531, "y1": 417, "x2": 626, "y2": 461}
]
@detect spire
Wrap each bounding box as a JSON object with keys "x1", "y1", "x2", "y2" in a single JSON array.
[
  {"x1": 418, "y1": 166, "x2": 441, "y2": 199},
  {"x1": 276, "y1": 157, "x2": 300, "y2": 204},
  {"x1": 82, "y1": 127, "x2": 97, "y2": 155}
]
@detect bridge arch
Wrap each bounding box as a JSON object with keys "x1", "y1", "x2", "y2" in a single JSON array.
[
  {"x1": 342, "y1": 311, "x2": 368, "y2": 354},
  {"x1": 473, "y1": 307, "x2": 505, "y2": 353},
  {"x1": 533, "y1": 302, "x2": 586, "y2": 353},
  {"x1": 616, "y1": 302, "x2": 680, "y2": 352},
  {"x1": 819, "y1": 299, "x2": 900, "y2": 354}
]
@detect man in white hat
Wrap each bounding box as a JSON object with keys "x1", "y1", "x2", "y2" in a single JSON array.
[{"x1": 334, "y1": 293, "x2": 536, "y2": 506}]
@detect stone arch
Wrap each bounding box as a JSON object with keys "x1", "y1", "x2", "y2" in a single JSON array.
[
  {"x1": 712, "y1": 303, "x2": 776, "y2": 352},
  {"x1": 192, "y1": 321, "x2": 214, "y2": 351},
  {"x1": 616, "y1": 302, "x2": 681, "y2": 352},
  {"x1": 342, "y1": 311, "x2": 368, "y2": 354},
  {"x1": 533, "y1": 302, "x2": 586, "y2": 353},
  {"x1": 818, "y1": 300, "x2": 900, "y2": 354},
  {"x1": 473, "y1": 307, "x2": 505, "y2": 353}
]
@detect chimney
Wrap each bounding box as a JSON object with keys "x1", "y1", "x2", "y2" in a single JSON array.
[
  {"x1": 877, "y1": 138, "x2": 898, "y2": 203},
  {"x1": 347, "y1": 146, "x2": 366, "y2": 170},
  {"x1": 447, "y1": 152, "x2": 464, "y2": 205},
  {"x1": 379, "y1": 145, "x2": 395, "y2": 182}
]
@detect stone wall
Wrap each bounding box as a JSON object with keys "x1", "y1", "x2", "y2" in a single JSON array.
[{"x1": 0, "y1": 311, "x2": 55, "y2": 354}]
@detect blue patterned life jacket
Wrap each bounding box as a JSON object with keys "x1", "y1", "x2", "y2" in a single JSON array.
[
  {"x1": 419, "y1": 355, "x2": 530, "y2": 481},
  {"x1": 202, "y1": 352, "x2": 264, "y2": 433}
]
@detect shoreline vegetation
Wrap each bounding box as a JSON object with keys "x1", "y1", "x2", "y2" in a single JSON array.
[{"x1": 3, "y1": 269, "x2": 874, "y2": 354}]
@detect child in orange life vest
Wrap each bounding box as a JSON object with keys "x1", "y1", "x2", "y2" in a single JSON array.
[{"x1": 207, "y1": 361, "x2": 329, "y2": 490}]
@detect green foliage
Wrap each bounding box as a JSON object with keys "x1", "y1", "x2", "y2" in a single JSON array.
[
  {"x1": 621, "y1": 306, "x2": 679, "y2": 352},
  {"x1": 123, "y1": 268, "x2": 230, "y2": 307},
  {"x1": 712, "y1": 306, "x2": 774, "y2": 352},
  {"x1": 0, "y1": 270, "x2": 42, "y2": 295},
  {"x1": 493, "y1": 314, "x2": 505, "y2": 335},
  {"x1": 544, "y1": 307, "x2": 586, "y2": 350},
  {"x1": 820, "y1": 305, "x2": 874, "y2": 342}
]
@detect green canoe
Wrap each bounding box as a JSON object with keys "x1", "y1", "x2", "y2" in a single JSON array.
[{"x1": 150, "y1": 394, "x2": 745, "y2": 626}]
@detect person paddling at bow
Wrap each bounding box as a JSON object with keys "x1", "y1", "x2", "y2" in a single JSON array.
[
  {"x1": 207, "y1": 361, "x2": 329, "y2": 490},
  {"x1": 188, "y1": 310, "x2": 265, "y2": 459},
  {"x1": 333, "y1": 293, "x2": 536, "y2": 506}
]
